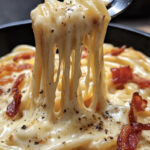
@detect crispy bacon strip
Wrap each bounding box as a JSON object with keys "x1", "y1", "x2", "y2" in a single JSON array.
[
  {"x1": 131, "y1": 92, "x2": 147, "y2": 112},
  {"x1": 5, "y1": 63, "x2": 32, "y2": 72},
  {"x1": 6, "y1": 92, "x2": 22, "y2": 117},
  {"x1": 6, "y1": 74, "x2": 25, "y2": 117},
  {"x1": 117, "y1": 93, "x2": 150, "y2": 150},
  {"x1": 111, "y1": 66, "x2": 150, "y2": 89},
  {"x1": 111, "y1": 66, "x2": 132, "y2": 89},
  {"x1": 0, "y1": 88, "x2": 3, "y2": 95},
  {"x1": 129, "y1": 92, "x2": 147, "y2": 123},
  {"x1": 111, "y1": 45, "x2": 126, "y2": 56},
  {"x1": 11, "y1": 74, "x2": 25, "y2": 94},
  {"x1": 118, "y1": 122, "x2": 150, "y2": 150},
  {"x1": 0, "y1": 63, "x2": 32, "y2": 79},
  {"x1": 117, "y1": 125, "x2": 138, "y2": 150},
  {"x1": 13, "y1": 51, "x2": 35, "y2": 62},
  {"x1": 0, "y1": 78, "x2": 13, "y2": 85},
  {"x1": 132, "y1": 74, "x2": 150, "y2": 89}
]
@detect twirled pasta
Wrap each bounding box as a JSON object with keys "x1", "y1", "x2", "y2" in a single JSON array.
[{"x1": 0, "y1": 0, "x2": 150, "y2": 150}]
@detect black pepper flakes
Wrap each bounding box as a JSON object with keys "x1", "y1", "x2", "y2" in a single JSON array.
[
  {"x1": 39, "y1": 90, "x2": 44, "y2": 94},
  {"x1": 64, "y1": 109, "x2": 67, "y2": 113},
  {"x1": 117, "y1": 121, "x2": 121, "y2": 124},
  {"x1": 67, "y1": 8, "x2": 73, "y2": 12},
  {"x1": 62, "y1": 141, "x2": 66, "y2": 144},
  {"x1": 92, "y1": 114, "x2": 97, "y2": 120},
  {"x1": 103, "y1": 111, "x2": 112, "y2": 119},
  {"x1": 104, "y1": 129, "x2": 108, "y2": 134},
  {"x1": 79, "y1": 127, "x2": 82, "y2": 131},
  {"x1": 51, "y1": 29, "x2": 54, "y2": 33},
  {"x1": 56, "y1": 48, "x2": 59, "y2": 53},
  {"x1": 75, "y1": 110, "x2": 79, "y2": 114},
  {"x1": 34, "y1": 141, "x2": 39, "y2": 145},
  {"x1": 22, "y1": 90, "x2": 26, "y2": 93},
  {"x1": 88, "y1": 123, "x2": 93, "y2": 127},
  {"x1": 61, "y1": 22, "x2": 66, "y2": 26},
  {"x1": 7, "y1": 88, "x2": 11, "y2": 93},
  {"x1": 57, "y1": 136, "x2": 61, "y2": 139},
  {"x1": 21, "y1": 125, "x2": 27, "y2": 130},
  {"x1": 109, "y1": 136, "x2": 113, "y2": 140},
  {"x1": 105, "y1": 111, "x2": 109, "y2": 115},
  {"x1": 96, "y1": 121, "x2": 103, "y2": 130},
  {"x1": 42, "y1": 104, "x2": 47, "y2": 108}
]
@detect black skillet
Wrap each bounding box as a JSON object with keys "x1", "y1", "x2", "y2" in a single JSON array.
[{"x1": 0, "y1": 20, "x2": 150, "y2": 57}]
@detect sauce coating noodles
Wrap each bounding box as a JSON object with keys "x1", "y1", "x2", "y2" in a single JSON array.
[{"x1": 0, "y1": 0, "x2": 150, "y2": 150}]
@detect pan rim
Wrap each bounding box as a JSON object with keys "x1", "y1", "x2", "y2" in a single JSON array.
[{"x1": 0, "y1": 19, "x2": 150, "y2": 38}]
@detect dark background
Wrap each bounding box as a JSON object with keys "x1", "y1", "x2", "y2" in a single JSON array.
[
  {"x1": 0, "y1": 0, "x2": 42, "y2": 25},
  {"x1": 0, "y1": 0, "x2": 150, "y2": 33}
]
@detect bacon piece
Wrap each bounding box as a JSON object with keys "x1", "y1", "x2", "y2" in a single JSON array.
[
  {"x1": 117, "y1": 125, "x2": 138, "y2": 150},
  {"x1": 0, "y1": 69, "x2": 11, "y2": 79},
  {"x1": 0, "y1": 67, "x2": 4, "y2": 74},
  {"x1": 131, "y1": 92, "x2": 147, "y2": 112},
  {"x1": 111, "y1": 66, "x2": 132, "y2": 89},
  {"x1": 117, "y1": 93, "x2": 150, "y2": 150},
  {"x1": 0, "y1": 63, "x2": 32, "y2": 79},
  {"x1": 13, "y1": 51, "x2": 35, "y2": 62},
  {"x1": 12, "y1": 74, "x2": 25, "y2": 94},
  {"x1": 129, "y1": 105, "x2": 136, "y2": 123},
  {"x1": 132, "y1": 74, "x2": 150, "y2": 89},
  {"x1": 132, "y1": 122, "x2": 150, "y2": 131},
  {"x1": 111, "y1": 66, "x2": 150, "y2": 89},
  {"x1": 6, "y1": 74, "x2": 25, "y2": 117},
  {"x1": 0, "y1": 78, "x2": 13, "y2": 85},
  {"x1": 5, "y1": 63, "x2": 32, "y2": 72},
  {"x1": 0, "y1": 88, "x2": 3, "y2": 95},
  {"x1": 117, "y1": 122, "x2": 150, "y2": 150},
  {"x1": 129, "y1": 92, "x2": 147, "y2": 123},
  {"x1": 17, "y1": 63, "x2": 32, "y2": 71},
  {"x1": 111, "y1": 45, "x2": 126, "y2": 56},
  {"x1": 6, "y1": 92, "x2": 22, "y2": 117}
]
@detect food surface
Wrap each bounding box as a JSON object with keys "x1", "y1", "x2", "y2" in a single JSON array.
[
  {"x1": 0, "y1": 0, "x2": 150, "y2": 150},
  {"x1": 0, "y1": 44, "x2": 150, "y2": 150}
]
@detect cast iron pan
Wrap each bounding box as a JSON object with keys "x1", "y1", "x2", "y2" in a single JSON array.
[{"x1": 0, "y1": 20, "x2": 150, "y2": 57}]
